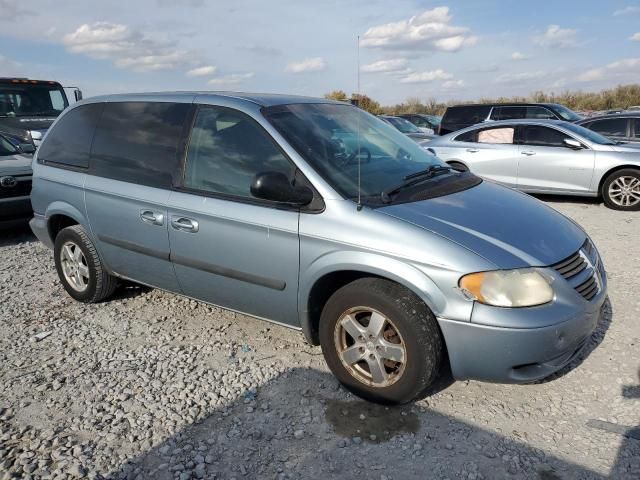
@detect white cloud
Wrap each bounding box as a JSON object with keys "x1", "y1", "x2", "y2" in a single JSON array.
[
  {"x1": 361, "y1": 7, "x2": 477, "y2": 52},
  {"x1": 613, "y1": 6, "x2": 640, "y2": 16},
  {"x1": 208, "y1": 72, "x2": 255, "y2": 85},
  {"x1": 630, "y1": 32, "x2": 640, "y2": 41},
  {"x1": 578, "y1": 57, "x2": 640, "y2": 82},
  {"x1": 284, "y1": 57, "x2": 327, "y2": 73},
  {"x1": 442, "y1": 79, "x2": 465, "y2": 89},
  {"x1": 186, "y1": 65, "x2": 217, "y2": 77},
  {"x1": 400, "y1": 69, "x2": 452, "y2": 83},
  {"x1": 495, "y1": 71, "x2": 546, "y2": 83},
  {"x1": 510, "y1": 52, "x2": 529, "y2": 61},
  {"x1": 533, "y1": 25, "x2": 578, "y2": 48},
  {"x1": 361, "y1": 58, "x2": 408, "y2": 73},
  {"x1": 63, "y1": 22, "x2": 195, "y2": 72}
]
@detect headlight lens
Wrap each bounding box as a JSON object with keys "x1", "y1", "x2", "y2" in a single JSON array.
[{"x1": 459, "y1": 268, "x2": 554, "y2": 307}]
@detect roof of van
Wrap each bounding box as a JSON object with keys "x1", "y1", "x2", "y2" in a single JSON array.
[
  {"x1": 83, "y1": 91, "x2": 345, "y2": 107},
  {"x1": 445, "y1": 102, "x2": 563, "y2": 109}
]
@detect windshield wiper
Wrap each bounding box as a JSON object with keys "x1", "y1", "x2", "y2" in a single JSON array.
[{"x1": 381, "y1": 165, "x2": 453, "y2": 203}]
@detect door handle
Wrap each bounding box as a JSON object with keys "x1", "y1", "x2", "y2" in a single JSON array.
[
  {"x1": 171, "y1": 216, "x2": 199, "y2": 233},
  {"x1": 140, "y1": 210, "x2": 164, "y2": 226},
  {"x1": 466, "y1": 148, "x2": 479, "y2": 153},
  {"x1": 521, "y1": 151, "x2": 536, "y2": 156}
]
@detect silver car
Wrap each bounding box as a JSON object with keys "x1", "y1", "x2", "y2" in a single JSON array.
[
  {"x1": 30, "y1": 93, "x2": 607, "y2": 404},
  {"x1": 428, "y1": 119, "x2": 640, "y2": 210}
]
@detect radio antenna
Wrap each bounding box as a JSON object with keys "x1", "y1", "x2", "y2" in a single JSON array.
[{"x1": 356, "y1": 35, "x2": 363, "y2": 211}]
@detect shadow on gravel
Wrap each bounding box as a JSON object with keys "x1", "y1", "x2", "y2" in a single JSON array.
[
  {"x1": 537, "y1": 297, "x2": 613, "y2": 384},
  {"x1": 531, "y1": 194, "x2": 602, "y2": 206},
  {"x1": 0, "y1": 221, "x2": 35, "y2": 247},
  {"x1": 102, "y1": 367, "x2": 638, "y2": 480}
]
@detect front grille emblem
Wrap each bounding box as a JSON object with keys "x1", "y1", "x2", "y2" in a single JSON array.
[{"x1": 0, "y1": 176, "x2": 18, "y2": 188}]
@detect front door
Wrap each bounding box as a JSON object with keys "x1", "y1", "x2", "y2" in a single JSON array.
[
  {"x1": 516, "y1": 125, "x2": 594, "y2": 193},
  {"x1": 167, "y1": 105, "x2": 301, "y2": 325}
]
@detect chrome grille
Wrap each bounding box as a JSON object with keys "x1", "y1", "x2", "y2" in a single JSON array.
[{"x1": 551, "y1": 239, "x2": 600, "y2": 301}]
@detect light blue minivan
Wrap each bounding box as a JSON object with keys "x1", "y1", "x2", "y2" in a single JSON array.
[{"x1": 30, "y1": 92, "x2": 607, "y2": 404}]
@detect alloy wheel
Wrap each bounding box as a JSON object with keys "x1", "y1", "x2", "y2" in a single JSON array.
[
  {"x1": 608, "y1": 176, "x2": 640, "y2": 207},
  {"x1": 334, "y1": 307, "x2": 406, "y2": 388},
  {"x1": 59, "y1": 241, "x2": 90, "y2": 292}
]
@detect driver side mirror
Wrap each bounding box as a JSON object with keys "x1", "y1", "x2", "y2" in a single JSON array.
[
  {"x1": 563, "y1": 138, "x2": 584, "y2": 149},
  {"x1": 250, "y1": 171, "x2": 313, "y2": 206},
  {"x1": 74, "y1": 89, "x2": 83, "y2": 102}
]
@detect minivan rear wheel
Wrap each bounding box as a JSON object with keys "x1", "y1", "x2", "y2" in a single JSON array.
[
  {"x1": 602, "y1": 169, "x2": 640, "y2": 211},
  {"x1": 54, "y1": 225, "x2": 117, "y2": 303},
  {"x1": 319, "y1": 278, "x2": 443, "y2": 404}
]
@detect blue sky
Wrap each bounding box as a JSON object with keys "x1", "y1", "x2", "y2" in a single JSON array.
[{"x1": 1, "y1": 0, "x2": 639, "y2": 104}]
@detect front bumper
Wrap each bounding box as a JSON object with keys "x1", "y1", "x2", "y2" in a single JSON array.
[
  {"x1": 438, "y1": 285, "x2": 607, "y2": 383},
  {"x1": 0, "y1": 196, "x2": 32, "y2": 223}
]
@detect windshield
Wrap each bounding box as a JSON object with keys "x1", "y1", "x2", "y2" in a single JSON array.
[
  {"x1": 385, "y1": 116, "x2": 422, "y2": 134},
  {"x1": 550, "y1": 104, "x2": 583, "y2": 122},
  {"x1": 0, "y1": 84, "x2": 68, "y2": 118},
  {"x1": 561, "y1": 122, "x2": 617, "y2": 145},
  {"x1": 263, "y1": 103, "x2": 445, "y2": 201},
  {"x1": 0, "y1": 135, "x2": 18, "y2": 156}
]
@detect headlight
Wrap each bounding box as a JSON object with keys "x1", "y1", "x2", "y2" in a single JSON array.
[{"x1": 459, "y1": 268, "x2": 554, "y2": 308}]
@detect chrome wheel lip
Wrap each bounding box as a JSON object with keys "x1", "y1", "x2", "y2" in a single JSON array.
[
  {"x1": 608, "y1": 176, "x2": 640, "y2": 207},
  {"x1": 334, "y1": 306, "x2": 406, "y2": 388},
  {"x1": 60, "y1": 241, "x2": 90, "y2": 292}
]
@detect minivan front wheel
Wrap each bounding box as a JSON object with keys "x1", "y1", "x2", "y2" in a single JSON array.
[
  {"x1": 319, "y1": 278, "x2": 443, "y2": 404},
  {"x1": 602, "y1": 169, "x2": 640, "y2": 211},
  {"x1": 54, "y1": 225, "x2": 117, "y2": 303}
]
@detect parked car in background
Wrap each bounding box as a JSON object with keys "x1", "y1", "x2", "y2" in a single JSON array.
[
  {"x1": 428, "y1": 119, "x2": 640, "y2": 210},
  {"x1": 439, "y1": 103, "x2": 583, "y2": 135},
  {"x1": 397, "y1": 113, "x2": 440, "y2": 134},
  {"x1": 379, "y1": 115, "x2": 434, "y2": 142},
  {"x1": 0, "y1": 77, "x2": 82, "y2": 148},
  {"x1": 0, "y1": 133, "x2": 34, "y2": 225},
  {"x1": 577, "y1": 113, "x2": 640, "y2": 145},
  {"x1": 30, "y1": 92, "x2": 607, "y2": 404}
]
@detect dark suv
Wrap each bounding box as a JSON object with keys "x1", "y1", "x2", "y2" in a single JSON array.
[
  {"x1": 439, "y1": 103, "x2": 583, "y2": 135},
  {"x1": 577, "y1": 113, "x2": 640, "y2": 144}
]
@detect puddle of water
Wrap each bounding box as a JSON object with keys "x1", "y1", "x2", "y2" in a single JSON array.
[{"x1": 324, "y1": 399, "x2": 420, "y2": 443}]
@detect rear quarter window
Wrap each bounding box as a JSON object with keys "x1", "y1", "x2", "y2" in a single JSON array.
[
  {"x1": 89, "y1": 102, "x2": 192, "y2": 188},
  {"x1": 38, "y1": 103, "x2": 104, "y2": 169},
  {"x1": 443, "y1": 106, "x2": 491, "y2": 125}
]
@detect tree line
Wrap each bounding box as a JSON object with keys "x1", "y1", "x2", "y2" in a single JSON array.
[{"x1": 325, "y1": 84, "x2": 640, "y2": 116}]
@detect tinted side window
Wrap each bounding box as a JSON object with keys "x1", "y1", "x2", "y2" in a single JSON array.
[
  {"x1": 38, "y1": 103, "x2": 103, "y2": 168},
  {"x1": 491, "y1": 106, "x2": 526, "y2": 120},
  {"x1": 634, "y1": 119, "x2": 640, "y2": 138},
  {"x1": 183, "y1": 106, "x2": 294, "y2": 200},
  {"x1": 90, "y1": 102, "x2": 191, "y2": 188},
  {"x1": 443, "y1": 106, "x2": 491, "y2": 124},
  {"x1": 588, "y1": 118, "x2": 628, "y2": 137},
  {"x1": 526, "y1": 106, "x2": 556, "y2": 119},
  {"x1": 454, "y1": 130, "x2": 476, "y2": 142},
  {"x1": 521, "y1": 126, "x2": 568, "y2": 147}
]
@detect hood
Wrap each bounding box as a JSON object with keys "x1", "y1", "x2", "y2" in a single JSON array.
[
  {"x1": 0, "y1": 116, "x2": 56, "y2": 140},
  {"x1": 378, "y1": 180, "x2": 586, "y2": 268},
  {"x1": 0, "y1": 153, "x2": 33, "y2": 176},
  {"x1": 608, "y1": 143, "x2": 640, "y2": 152},
  {"x1": 407, "y1": 132, "x2": 433, "y2": 141}
]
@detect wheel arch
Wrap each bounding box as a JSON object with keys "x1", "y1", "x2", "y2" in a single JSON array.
[
  {"x1": 45, "y1": 202, "x2": 89, "y2": 243},
  {"x1": 597, "y1": 164, "x2": 640, "y2": 195},
  {"x1": 299, "y1": 253, "x2": 448, "y2": 345}
]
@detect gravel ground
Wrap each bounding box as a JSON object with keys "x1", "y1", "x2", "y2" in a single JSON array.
[{"x1": 0, "y1": 197, "x2": 639, "y2": 480}]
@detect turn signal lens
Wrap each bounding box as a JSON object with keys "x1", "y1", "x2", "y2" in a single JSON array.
[{"x1": 459, "y1": 268, "x2": 554, "y2": 308}]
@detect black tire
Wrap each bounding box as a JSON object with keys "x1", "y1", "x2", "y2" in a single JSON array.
[
  {"x1": 319, "y1": 278, "x2": 443, "y2": 404},
  {"x1": 448, "y1": 161, "x2": 468, "y2": 172},
  {"x1": 601, "y1": 168, "x2": 640, "y2": 211},
  {"x1": 53, "y1": 225, "x2": 117, "y2": 303}
]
